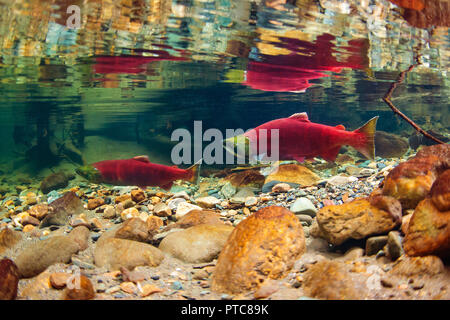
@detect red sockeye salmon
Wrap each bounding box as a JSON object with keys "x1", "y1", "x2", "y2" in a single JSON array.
[{"x1": 76, "y1": 156, "x2": 200, "y2": 190}]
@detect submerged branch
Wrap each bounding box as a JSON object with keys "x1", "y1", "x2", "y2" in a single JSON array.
[{"x1": 382, "y1": 57, "x2": 445, "y2": 145}]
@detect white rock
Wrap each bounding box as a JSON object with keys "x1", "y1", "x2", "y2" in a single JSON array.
[
  {"x1": 195, "y1": 196, "x2": 220, "y2": 209},
  {"x1": 167, "y1": 198, "x2": 186, "y2": 210},
  {"x1": 244, "y1": 196, "x2": 258, "y2": 207},
  {"x1": 175, "y1": 202, "x2": 202, "y2": 220},
  {"x1": 171, "y1": 191, "x2": 190, "y2": 200},
  {"x1": 327, "y1": 175, "x2": 352, "y2": 186}
]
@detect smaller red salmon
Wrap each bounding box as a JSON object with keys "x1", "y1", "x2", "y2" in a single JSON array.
[{"x1": 76, "y1": 156, "x2": 200, "y2": 190}]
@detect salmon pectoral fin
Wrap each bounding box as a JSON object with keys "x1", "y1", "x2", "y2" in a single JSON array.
[
  {"x1": 293, "y1": 155, "x2": 306, "y2": 163},
  {"x1": 160, "y1": 181, "x2": 173, "y2": 191},
  {"x1": 321, "y1": 146, "x2": 342, "y2": 162},
  {"x1": 352, "y1": 116, "x2": 379, "y2": 160}
]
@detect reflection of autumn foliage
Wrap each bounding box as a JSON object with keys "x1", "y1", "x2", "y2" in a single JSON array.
[
  {"x1": 389, "y1": 0, "x2": 425, "y2": 11},
  {"x1": 390, "y1": 0, "x2": 449, "y2": 28}
]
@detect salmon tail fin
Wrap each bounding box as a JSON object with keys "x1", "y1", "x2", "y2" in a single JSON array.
[
  {"x1": 187, "y1": 159, "x2": 202, "y2": 185},
  {"x1": 352, "y1": 116, "x2": 379, "y2": 160}
]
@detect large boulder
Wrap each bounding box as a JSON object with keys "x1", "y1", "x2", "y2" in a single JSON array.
[
  {"x1": 14, "y1": 236, "x2": 81, "y2": 278},
  {"x1": 415, "y1": 144, "x2": 450, "y2": 164},
  {"x1": 313, "y1": 196, "x2": 400, "y2": 246},
  {"x1": 159, "y1": 224, "x2": 234, "y2": 263},
  {"x1": 0, "y1": 258, "x2": 19, "y2": 300},
  {"x1": 211, "y1": 206, "x2": 305, "y2": 294},
  {"x1": 382, "y1": 155, "x2": 444, "y2": 210},
  {"x1": 403, "y1": 170, "x2": 450, "y2": 258}
]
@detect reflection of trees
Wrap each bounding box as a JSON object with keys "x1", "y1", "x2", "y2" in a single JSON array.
[{"x1": 13, "y1": 99, "x2": 85, "y2": 170}]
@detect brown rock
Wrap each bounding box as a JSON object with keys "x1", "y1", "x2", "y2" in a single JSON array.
[
  {"x1": 22, "y1": 225, "x2": 35, "y2": 233},
  {"x1": 401, "y1": 213, "x2": 413, "y2": 235},
  {"x1": 21, "y1": 215, "x2": 40, "y2": 226},
  {"x1": 164, "y1": 210, "x2": 223, "y2": 231},
  {"x1": 382, "y1": 155, "x2": 444, "y2": 210},
  {"x1": 365, "y1": 235, "x2": 388, "y2": 256},
  {"x1": 389, "y1": 255, "x2": 445, "y2": 276},
  {"x1": 63, "y1": 275, "x2": 95, "y2": 300},
  {"x1": 102, "y1": 205, "x2": 116, "y2": 219},
  {"x1": 120, "y1": 267, "x2": 146, "y2": 283},
  {"x1": 146, "y1": 216, "x2": 164, "y2": 233},
  {"x1": 70, "y1": 215, "x2": 90, "y2": 229},
  {"x1": 115, "y1": 194, "x2": 131, "y2": 204},
  {"x1": 0, "y1": 228, "x2": 23, "y2": 255},
  {"x1": 369, "y1": 194, "x2": 402, "y2": 223},
  {"x1": 211, "y1": 206, "x2": 305, "y2": 294},
  {"x1": 403, "y1": 198, "x2": 450, "y2": 258},
  {"x1": 140, "y1": 284, "x2": 163, "y2": 297},
  {"x1": 415, "y1": 144, "x2": 450, "y2": 164},
  {"x1": 49, "y1": 272, "x2": 71, "y2": 289},
  {"x1": 15, "y1": 236, "x2": 80, "y2": 278},
  {"x1": 315, "y1": 198, "x2": 399, "y2": 246},
  {"x1": 271, "y1": 183, "x2": 292, "y2": 193},
  {"x1": 265, "y1": 164, "x2": 320, "y2": 186},
  {"x1": 131, "y1": 189, "x2": 146, "y2": 203},
  {"x1": 0, "y1": 258, "x2": 19, "y2": 300},
  {"x1": 40, "y1": 191, "x2": 84, "y2": 228},
  {"x1": 303, "y1": 260, "x2": 364, "y2": 300},
  {"x1": 120, "y1": 281, "x2": 137, "y2": 294},
  {"x1": 87, "y1": 198, "x2": 105, "y2": 210},
  {"x1": 67, "y1": 226, "x2": 90, "y2": 251},
  {"x1": 430, "y1": 169, "x2": 450, "y2": 212},
  {"x1": 223, "y1": 169, "x2": 265, "y2": 189},
  {"x1": 153, "y1": 202, "x2": 172, "y2": 217},
  {"x1": 28, "y1": 203, "x2": 52, "y2": 220},
  {"x1": 402, "y1": 0, "x2": 450, "y2": 28},
  {"x1": 159, "y1": 224, "x2": 234, "y2": 263},
  {"x1": 115, "y1": 217, "x2": 154, "y2": 243},
  {"x1": 94, "y1": 238, "x2": 164, "y2": 270},
  {"x1": 19, "y1": 271, "x2": 52, "y2": 299}
]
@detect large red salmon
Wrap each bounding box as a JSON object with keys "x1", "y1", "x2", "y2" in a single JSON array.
[
  {"x1": 76, "y1": 156, "x2": 200, "y2": 190},
  {"x1": 225, "y1": 112, "x2": 378, "y2": 162}
]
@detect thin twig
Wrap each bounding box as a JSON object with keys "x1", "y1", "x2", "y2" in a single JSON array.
[{"x1": 382, "y1": 57, "x2": 445, "y2": 145}]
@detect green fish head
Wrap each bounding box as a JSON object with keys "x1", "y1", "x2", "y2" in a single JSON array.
[
  {"x1": 223, "y1": 134, "x2": 250, "y2": 159},
  {"x1": 75, "y1": 165, "x2": 102, "y2": 183}
]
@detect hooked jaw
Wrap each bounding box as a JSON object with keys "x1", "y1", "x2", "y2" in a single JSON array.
[
  {"x1": 75, "y1": 165, "x2": 102, "y2": 183},
  {"x1": 223, "y1": 135, "x2": 251, "y2": 160}
]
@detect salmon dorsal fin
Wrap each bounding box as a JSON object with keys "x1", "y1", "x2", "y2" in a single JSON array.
[
  {"x1": 133, "y1": 155, "x2": 151, "y2": 163},
  {"x1": 335, "y1": 124, "x2": 346, "y2": 130},
  {"x1": 288, "y1": 112, "x2": 310, "y2": 122},
  {"x1": 171, "y1": 165, "x2": 179, "y2": 168}
]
